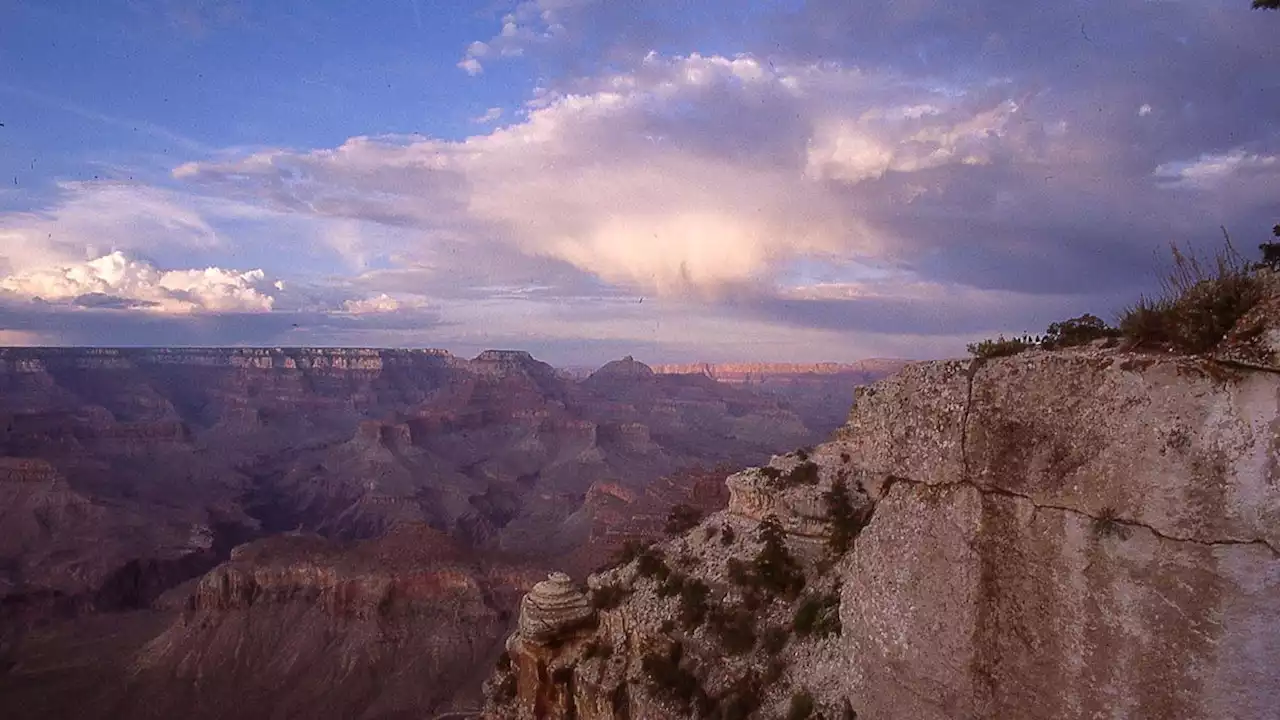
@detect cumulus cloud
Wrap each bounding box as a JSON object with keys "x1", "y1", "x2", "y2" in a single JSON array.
[
  {"x1": 0, "y1": 252, "x2": 280, "y2": 314},
  {"x1": 342, "y1": 293, "x2": 426, "y2": 314},
  {"x1": 179, "y1": 54, "x2": 1057, "y2": 301}
]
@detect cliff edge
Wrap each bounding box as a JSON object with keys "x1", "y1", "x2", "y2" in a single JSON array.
[{"x1": 482, "y1": 321, "x2": 1280, "y2": 718}]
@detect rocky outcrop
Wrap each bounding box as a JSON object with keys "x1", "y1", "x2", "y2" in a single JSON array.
[
  {"x1": 724, "y1": 453, "x2": 864, "y2": 540},
  {"x1": 517, "y1": 572, "x2": 595, "y2": 644},
  {"x1": 484, "y1": 343, "x2": 1280, "y2": 720}
]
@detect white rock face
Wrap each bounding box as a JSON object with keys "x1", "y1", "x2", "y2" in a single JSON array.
[{"x1": 833, "y1": 351, "x2": 1280, "y2": 719}]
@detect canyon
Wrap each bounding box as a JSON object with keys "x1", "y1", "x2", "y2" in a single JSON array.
[{"x1": 0, "y1": 347, "x2": 897, "y2": 719}]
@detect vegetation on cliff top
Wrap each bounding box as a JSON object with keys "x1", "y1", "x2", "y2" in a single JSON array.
[{"x1": 968, "y1": 227, "x2": 1278, "y2": 359}]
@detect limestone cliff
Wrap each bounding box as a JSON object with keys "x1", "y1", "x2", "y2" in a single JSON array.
[{"x1": 484, "y1": 343, "x2": 1280, "y2": 718}]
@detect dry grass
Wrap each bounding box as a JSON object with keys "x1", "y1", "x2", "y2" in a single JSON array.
[{"x1": 1119, "y1": 232, "x2": 1263, "y2": 353}]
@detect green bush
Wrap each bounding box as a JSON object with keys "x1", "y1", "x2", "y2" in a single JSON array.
[
  {"x1": 641, "y1": 643, "x2": 700, "y2": 711},
  {"x1": 666, "y1": 503, "x2": 704, "y2": 535},
  {"x1": 967, "y1": 335, "x2": 1037, "y2": 359},
  {"x1": 823, "y1": 479, "x2": 864, "y2": 556},
  {"x1": 1041, "y1": 313, "x2": 1121, "y2": 350},
  {"x1": 679, "y1": 577, "x2": 711, "y2": 629},
  {"x1": 787, "y1": 690, "x2": 816, "y2": 720},
  {"x1": 708, "y1": 605, "x2": 757, "y2": 655},
  {"x1": 1119, "y1": 237, "x2": 1264, "y2": 353},
  {"x1": 794, "y1": 593, "x2": 842, "y2": 638},
  {"x1": 636, "y1": 548, "x2": 669, "y2": 580},
  {"x1": 787, "y1": 460, "x2": 820, "y2": 486},
  {"x1": 753, "y1": 516, "x2": 805, "y2": 599}
]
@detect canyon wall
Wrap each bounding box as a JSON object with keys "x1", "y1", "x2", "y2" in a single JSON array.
[{"x1": 486, "y1": 344, "x2": 1280, "y2": 719}]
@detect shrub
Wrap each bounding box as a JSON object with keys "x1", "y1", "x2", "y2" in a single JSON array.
[
  {"x1": 795, "y1": 446, "x2": 812, "y2": 461},
  {"x1": 642, "y1": 642, "x2": 700, "y2": 711},
  {"x1": 1257, "y1": 224, "x2": 1279, "y2": 271},
  {"x1": 1092, "y1": 506, "x2": 1132, "y2": 540},
  {"x1": 1120, "y1": 236, "x2": 1263, "y2": 353},
  {"x1": 1041, "y1": 313, "x2": 1121, "y2": 350},
  {"x1": 704, "y1": 525, "x2": 719, "y2": 542},
  {"x1": 495, "y1": 652, "x2": 512, "y2": 672},
  {"x1": 787, "y1": 690, "x2": 816, "y2": 720},
  {"x1": 666, "y1": 503, "x2": 704, "y2": 535},
  {"x1": 754, "y1": 516, "x2": 805, "y2": 599},
  {"x1": 967, "y1": 335, "x2": 1037, "y2": 359},
  {"x1": 658, "y1": 572, "x2": 687, "y2": 598},
  {"x1": 679, "y1": 577, "x2": 711, "y2": 629},
  {"x1": 794, "y1": 593, "x2": 842, "y2": 638},
  {"x1": 787, "y1": 460, "x2": 820, "y2": 486},
  {"x1": 760, "y1": 466, "x2": 783, "y2": 481},
  {"x1": 840, "y1": 452, "x2": 851, "y2": 464},
  {"x1": 761, "y1": 626, "x2": 789, "y2": 655},
  {"x1": 720, "y1": 525, "x2": 736, "y2": 546},
  {"x1": 636, "y1": 548, "x2": 669, "y2": 580},
  {"x1": 823, "y1": 479, "x2": 863, "y2": 556},
  {"x1": 708, "y1": 605, "x2": 757, "y2": 655},
  {"x1": 716, "y1": 677, "x2": 764, "y2": 720},
  {"x1": 591, "y1": 583, "x2": 629, "y2": 610}
]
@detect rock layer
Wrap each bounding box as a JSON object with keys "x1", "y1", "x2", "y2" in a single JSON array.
[{"x1": 517, "y1": 572, "x2": 594, "y2": 644}]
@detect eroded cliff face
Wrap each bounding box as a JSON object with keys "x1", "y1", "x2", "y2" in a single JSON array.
[
  {"x1": 484, "y1": 346, "x2": 1280, "y2": 720},
  {"x1": 120, "y1": 526, "x2": 542, "y2": 720}
]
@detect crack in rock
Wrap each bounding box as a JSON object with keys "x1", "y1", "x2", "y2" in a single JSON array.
[{"x1": 879, "y1": 474, "x2": 1280, "y2": 558}]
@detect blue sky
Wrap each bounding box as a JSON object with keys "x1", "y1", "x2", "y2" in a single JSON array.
[{"x1": 0, "y1": 0, "x2": 1277, "y2": 364}]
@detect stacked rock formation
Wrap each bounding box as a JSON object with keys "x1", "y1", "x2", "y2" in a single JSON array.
[{"x1": 517, "y1": 572, "x2": 594, "y2": 644}]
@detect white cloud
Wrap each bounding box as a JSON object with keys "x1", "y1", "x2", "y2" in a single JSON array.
[
  {"x1": 1153, "y1": 149, "x2": 1279, "y2": 189},
  {"x1": 342, "y1": 293, "x2": 425, "y2": 314},
  {"x1": 457, "y1": 57, "x2": 483, "y2": 76},
  {"x1": 179, "y1": 53, "x2": 1042, "y2": 298},
  {"x1": 1138, "y1": 103, "x2": 1152, "y2": 117},
  {"x1": 0, "y1": 252, "x2": 278, "y2": 314}
]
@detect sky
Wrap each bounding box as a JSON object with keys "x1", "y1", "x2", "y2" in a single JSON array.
[{"x1": 0, "y1": 0, "x2": 1276, "y2": 365}]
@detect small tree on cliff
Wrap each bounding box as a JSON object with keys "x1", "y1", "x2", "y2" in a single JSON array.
[{"x1": 754, "y1": 515, "x2": 805, "y2": 599}]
